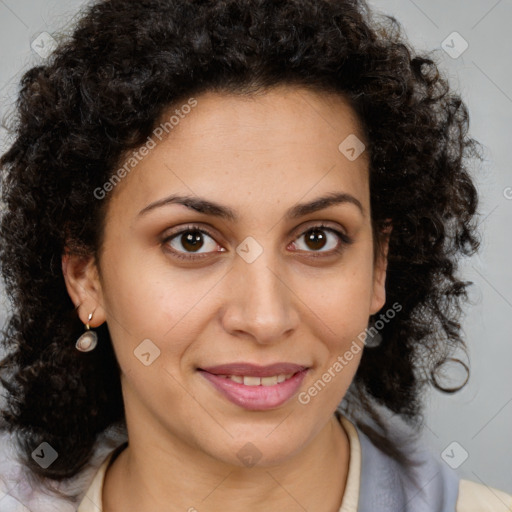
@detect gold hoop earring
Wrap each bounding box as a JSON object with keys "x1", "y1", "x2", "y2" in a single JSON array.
[{"x1": 75, "y1": 311, "x2": 98, "y2": 352}]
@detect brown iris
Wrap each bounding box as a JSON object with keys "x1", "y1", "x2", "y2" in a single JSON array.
[
  {"x1": 304, "y1": 229, "x2": 327, "y2": 251},
  {"x1": 180, "y1": 230, "x2": 205, "y2": 252}
]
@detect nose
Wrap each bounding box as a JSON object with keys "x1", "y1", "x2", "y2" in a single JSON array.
[{"x1": 220, "y1": 250, "x2": 300, "y2": 345}]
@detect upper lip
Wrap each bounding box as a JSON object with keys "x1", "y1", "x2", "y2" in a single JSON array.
[{"x1": 198, "y1": 363, "x2": 308, "y2": 377}]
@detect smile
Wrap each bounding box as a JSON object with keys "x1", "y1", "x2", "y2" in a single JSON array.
[{"x1": 198, "y1": 363, "x2": 309, "y2": 411}]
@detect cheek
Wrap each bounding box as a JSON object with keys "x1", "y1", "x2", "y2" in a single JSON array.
[
  {"x1": 298, "y1": 281, "x2": 369, "y2": 411},
  {"x1": 99, "y1": 245, "x2": 219, "y2": 367},
  {"x1": 308, "y1": 250, "x2": 376, "y2": 343},
  {"x1": 297, "y1": 245, "x2": 374, "y2": 398}
]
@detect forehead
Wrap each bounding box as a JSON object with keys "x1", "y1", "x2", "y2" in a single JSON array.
[
  {"x1": 107, "y1": 86, "x2": 370, "y2": 222},
  {"x1": 158, "y1": 85, "x2": 366, "y2": 151}
]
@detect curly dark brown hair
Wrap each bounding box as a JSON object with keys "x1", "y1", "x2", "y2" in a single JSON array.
[{"x1": 0, "y1": 0, "x2": 480, "y2": 489}]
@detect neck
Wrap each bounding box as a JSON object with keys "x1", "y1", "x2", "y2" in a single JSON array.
[{"x1": 103, "y1": 412, "x2": 350, "y2": 512}]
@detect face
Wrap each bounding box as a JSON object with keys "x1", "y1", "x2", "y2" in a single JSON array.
[{"x1": 63, "y1": 85, "x2": 388, "y2": 468}]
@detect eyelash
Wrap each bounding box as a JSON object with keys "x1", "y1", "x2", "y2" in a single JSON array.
[{"x1": 162, "y1": 223, "x2": 353, "y2": 261}]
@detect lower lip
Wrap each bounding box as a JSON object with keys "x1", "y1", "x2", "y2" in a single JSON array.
[{"x1": 199, "y1": 369, "x2": 308, "y2": 411}]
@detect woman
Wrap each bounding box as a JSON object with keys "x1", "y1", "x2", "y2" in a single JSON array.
[{"x1": 0, "y1": 0, "x2": 510, "y2": 510}]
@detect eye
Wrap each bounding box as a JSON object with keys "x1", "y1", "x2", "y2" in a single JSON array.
[
  {"x1": 163, "y1": 225, "x2": 224, "y2": 260},
  {"x1": 290, "y1": 224, "x2": 352, "y2": 256}
]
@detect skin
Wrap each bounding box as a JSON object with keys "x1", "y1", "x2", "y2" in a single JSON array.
[{"x1": 63, "y1": 85, "x2": 389, "y2": 512}]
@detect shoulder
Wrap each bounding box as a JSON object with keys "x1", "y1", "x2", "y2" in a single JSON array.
[
  {"x1": 354, "y1": 418, "x2": 458, "y2": 511},
  {"x1": 0, "y1": 429, "x2": 34, "y2": 511},
  {"x1": 347, "y1": 413, "x2": 512, "y2": 512},
  {"x1": 0, "y1": 424, "x2": 128, "y2": 512},
  {"x1": 456, "y1": 479, "x2": 512, "y2": 512}
]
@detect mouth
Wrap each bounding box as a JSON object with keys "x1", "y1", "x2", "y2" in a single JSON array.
[
  {"x1": 209, "y1": 373, "x2": 296, "y2": 385},
  {"x1": 197, "y1": 362, "x2": 309, "y2": 411}
]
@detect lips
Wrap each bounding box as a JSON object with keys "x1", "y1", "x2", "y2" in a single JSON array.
[{"x1": 198, "y1": 362, "x2": 309, "y2": 411}]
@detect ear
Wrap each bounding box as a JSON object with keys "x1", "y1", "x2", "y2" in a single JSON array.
[
  {"x1": 62, "y1": 250, "x2": 106, "y2": 327},
  {"x1": 369, "y1": 222, "x2": 392, "y2": 315}
]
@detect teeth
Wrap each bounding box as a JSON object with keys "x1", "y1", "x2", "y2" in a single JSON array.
[
  {"x1": 261, "y1": 376, "x2": 278, "y2": 386},
  {"x1": 224, "y1": 373, "x2": 293, "y2": 385},
  {"x1": 243, "y1": 376, "x2": 261, "y2": 386}
]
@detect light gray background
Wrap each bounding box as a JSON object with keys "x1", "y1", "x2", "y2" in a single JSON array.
[{"x1": 0, "y1": 0, "x2": 511, "y2": 497}]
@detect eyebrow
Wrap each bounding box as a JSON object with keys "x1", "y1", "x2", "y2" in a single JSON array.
[{"x1": 138, "y1": 191, "x2": 364, "y2": 220}]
